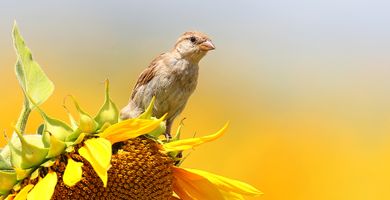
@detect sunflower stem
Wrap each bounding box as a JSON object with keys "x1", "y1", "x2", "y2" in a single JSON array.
[{"x1": 16, "y1": 98, "x2": 31, "y2": 133}]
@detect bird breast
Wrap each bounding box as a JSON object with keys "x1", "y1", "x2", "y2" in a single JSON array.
[{"x1": 143, "y1": 60, "x2": 199, "y2": 119}]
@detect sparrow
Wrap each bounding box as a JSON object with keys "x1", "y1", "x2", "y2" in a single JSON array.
[{"x1": 120, "y1": 31, "x2": 215, "y2": 139}]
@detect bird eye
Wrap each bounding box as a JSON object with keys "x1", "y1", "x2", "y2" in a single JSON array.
[{"x1": 189, "y1": 36, "x2": 197, "y2": 43}]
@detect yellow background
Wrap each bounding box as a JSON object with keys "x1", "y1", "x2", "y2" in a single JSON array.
[{"x1": 1, "y1": 1, "x2": 390, "y2": 199}]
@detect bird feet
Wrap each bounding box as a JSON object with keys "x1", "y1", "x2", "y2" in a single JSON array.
[{"x1": 164, "y1": 132, "x2": 172, "y2": 141}]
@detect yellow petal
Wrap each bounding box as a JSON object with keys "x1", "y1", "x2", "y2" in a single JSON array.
[
  {"x1": 164, "y1": 122, "x2": 229, "y2": 152},
  {"x1": 84, "y1": 138, "x2": 111, "y2": 170},
  {"x1": 78, "y1": 138, "x2": 111, "y2": 187},
  {"x1": 13, "y1": 184, "x2": 34, "y2": 200},
  {"x1": 63, "y1": 158, "x2": 83, "y2": 187},
  {"x1": 219, "y1": 190, "x2": 245, "y2": 200},
  {"x1": 177, "y1": 167, "x2": 262, "y2": 197},
  {"x1": 27, "y1": 172, "x2": 57, "y2": 200},
  {"x1": 99, "y1": 115, "x2": 166, "y2": 144},
  {"x1": 172, "y1": 167, "x2": 225, "y2": 200}
]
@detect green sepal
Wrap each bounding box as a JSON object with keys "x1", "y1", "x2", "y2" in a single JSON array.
[
  {"x1": 96, "y1": 122, "x2": 111, "y2": 133},
  {"x1": 172, "y1": 120, "x2": 185, "y2": 141},
  {"x1": 45, "y1": 133, "x2": 66, "y2": 158},
  {"x1": 73, "y1": 132, "x2": 86, "y2": 145},
  {"x1": 25, "y1": 92, "x2": 72, "y2": 144},
  {"x1": 8, "y1": 135, "x2": 22, "y2": 170},
  {"x1": 63, "y1": 105, "x2": 79, "y2": 131},
  {"x1": 65, "y1": 146, "x2": 75, "y2": 153},
  {"x1": 12, "y1": 182, "x2": 21, "y2": 192},
  {"x1": 65, "y1": 128, "x2": 82, "y2": 143},
  {"x1": 40, "y1": 159, "x2": 55, "y2": 168},
  {"x1": 13, "y1": 130, "x2": 48, "y2": 169},
  {"x1": 166, "y1": 121, "x2": 185, "y2": 165},
  {"x1": 0, "y1": 147, "x2": 12, "y2": 170},
  {"x1": 65, "y1": 132, "x2": 86, "y2": 147},
  {"x1": 0, "y1": 170, "x2": 17, "y2": 195},
  {"x1": 30, "y1": 168, "x2": 40, "y2": 180},
  {"x1": 137, "y1": 96, "x2": 155, "y2": 120},
  {"x1": 94, "y1": 79, "x2": 119, "y2": 130},
  {"x1": 147, "y1": 120, "x2": 166, "y2": 138},
  {"x1": 36, "y1": 124, "x2": 44, "y2": 135},
  {"x1": 0, "y1": 156, "x2": 12, "y2": 170},
  {"x1": 79, "y1": 114, "x2": 98, "y2": 134},
  {"x1": 136, "y1": 97, "x2": 166, "y2": 138},
  {"x1": 68, "y1": 96, "x2": 98, "y2": 133},
  {"x1": 37, "y1": 109, "x2": 73, "y2": 143},
  {"x1": 14, "y1": 167, "x2": 33, "y2": 180}
]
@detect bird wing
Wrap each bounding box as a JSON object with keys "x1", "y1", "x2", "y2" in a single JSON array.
[{"x1": 131, "y1": 53, "x2": 165, "y2": 99}]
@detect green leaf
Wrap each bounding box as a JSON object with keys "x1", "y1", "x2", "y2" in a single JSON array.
[
  {"x1": 94, "y1": 79, "x2": 119, "y2": 130},
  {"x1": 13, "y1": 22, "x2": 54, "y2": 109},
  {"x1": 13, "y1": 22, "x2": 54, "y2": 133}
]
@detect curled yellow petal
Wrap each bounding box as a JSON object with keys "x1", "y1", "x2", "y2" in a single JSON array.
[
  {"x1": 184, "y1": 168, "x2": 262, "y2": 196},
  {"x1": 172, "y1": 167, "x2": 224, "y2": 200},
  {"x1": 27, "y1": 172, "x2": 57, "y2": 200},
  {"x1": 63, "y1": 158, "x2": 83, "y2": 187},
  {"x1": 13, "y1": 184, "x2": 33, "y2": 200},
  {"x1": 172, "y1": 167, "x2": 262, "y2": 200},
  {"x1": 219, "y1": 190, "x2": 245, "y2": 200},
  {"x1": 78, "y1": 138, "x2": 111, "y2": 187},
  {"x1": 99, "y1": 114, "x2": 166, "y2": 144},
  {"x1": 164, "y1": 122, "x2": 229, "y2": 152}
]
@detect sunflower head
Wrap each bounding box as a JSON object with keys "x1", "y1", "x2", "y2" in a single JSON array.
[{"x1": 1, "y1": 23, "x2": 262, "y2": 200}]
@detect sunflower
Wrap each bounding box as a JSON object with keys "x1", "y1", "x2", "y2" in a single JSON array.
[{"x1": 0, "y1": 22, "x2": 262, "y2": 200}]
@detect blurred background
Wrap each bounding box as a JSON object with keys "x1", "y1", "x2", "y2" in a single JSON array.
[{"x1": 1, "y1": 1, "x2": 390, "y2": 199}]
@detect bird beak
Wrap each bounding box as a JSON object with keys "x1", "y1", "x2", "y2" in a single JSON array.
[{"x1": 199, "y1": 40, "x2": 215, "y2": 51}]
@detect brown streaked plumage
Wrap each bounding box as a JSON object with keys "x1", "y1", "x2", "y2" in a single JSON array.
[{"x1": 120, "y1": 31, "x2": 215, "y2": 139}]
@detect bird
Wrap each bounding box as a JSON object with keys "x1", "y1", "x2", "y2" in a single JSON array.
[{"x1": 120, "y1": 31, "x2": 215, "y2": 139}]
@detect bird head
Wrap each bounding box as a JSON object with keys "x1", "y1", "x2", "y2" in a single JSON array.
[{"x1": 173, "y1": 31, "x2": 215, "y2": 63}]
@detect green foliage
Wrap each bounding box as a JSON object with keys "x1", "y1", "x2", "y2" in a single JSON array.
[
  {"x1": 94, "y1": 80, "x2": 119, "y2": 130},
  {"x1": 13, "y1": 22, "x2": 55, "y2": 133},
  {"x1": 0, "y1": 170, "x2": 17, "y2": 195},
  {"x1": 0, "y1": 22, "x2": 128, "y2": 198}
]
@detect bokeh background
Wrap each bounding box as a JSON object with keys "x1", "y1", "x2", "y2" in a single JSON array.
[{"x1": 1, "y1": 1, "x2": 390, "y2": 199}]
